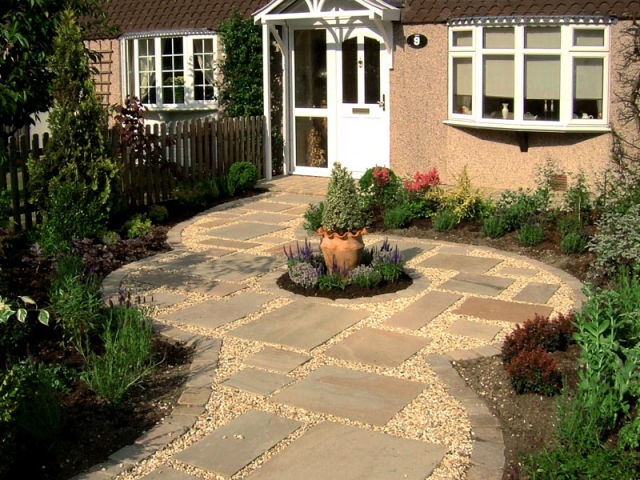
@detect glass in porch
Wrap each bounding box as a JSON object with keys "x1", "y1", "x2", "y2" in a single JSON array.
[
  {"x1": 295, "y1": 117, "x2": 328, "y2": 168},
  {"x1": 294, "y1": 30, "x2": 327, "y2": 108}
]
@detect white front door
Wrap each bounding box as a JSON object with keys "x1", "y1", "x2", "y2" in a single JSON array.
[
  {"x1": 336, "y1": 28, "x2": 389, "y2": 178},
  {"x1": 289, "y1": 26, "x2": 389, "y2": 177}
]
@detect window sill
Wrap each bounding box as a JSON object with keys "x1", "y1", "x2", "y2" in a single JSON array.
[
  {"x1": 143, "y1": 104, "x2": 218, "y2": 112},
  {"x1": 444, "y1": 118, "x2": 611, "y2": 134}
]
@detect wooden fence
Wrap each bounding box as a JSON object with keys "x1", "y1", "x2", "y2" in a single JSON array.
[{"x1": 0, "y1": 115, "x2": 266, "y2": 230}]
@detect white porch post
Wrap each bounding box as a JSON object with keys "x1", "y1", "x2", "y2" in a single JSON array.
[{"x1": 262, "y1": 23, "x2": 273, "y2": 180}]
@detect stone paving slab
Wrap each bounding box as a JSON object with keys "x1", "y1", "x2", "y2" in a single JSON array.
[
  {"x1": 386, "y1": 291, "x2": 462, "y2": 330},
  {"x1": 418, "y1": 253, "x2": 502, "y2": 274},
  {"x1": 197, "y1": 219, "x2": 232, "y2": 228},
  {"x1": 245, "y1": 347, "x2": 312, "y2": 373},
  {"x1": 368, "y1": 240, "x2": 435, "y2": 262},
  {"x1": 266, "y1": 239, "x2": 321, "y2": 256},
  {"x1": 281, "y1": 205, "x2": 310, "y2": 215},
  {"x1": 177, "y1": 280, "x2": 244, "y2": 297},
  {"x1": 139, "y1": 467, "x2": 199, "y2": 480},
  {"x1": 440, "y1": 273, "x2": 514, "y2": 296},
  {"x1": 240, "y1": 212, "x2": 299, "y2": 224},
  {"x1": 270, "y1": 365, "x2": 426, "y2": 425},
  {"x1": 245, "y1": 421, "x2": 447, "y2": 480},
  {"x1": 324, "y1": 328, "x2": 431, "y2": 368},
  {"x1": 187, "y1": 254, "x2": 286, "y2": 282},
  {"x1": 513, "y1": 282, "x2": 559, "y2": 304},
  {"x1": 455, "y1": 297, "x2": 554, "y2": 323},
  {"x1": 242, "y1": 201, "x2": 299, "y2": 212},
  {"x1": 497, "y1": 266, "x2": 538, "y2": 277},
  {"x1": 221, "y1": 367, "x2": 293, "y2": 395},
  {"x1": 132, "y1": 271, "x2": 202, "y2": 289},
  {"x1": 230, "y1": 301, "x2": 369, "y2": 350},
  {"x1": 197, "y1": 238, "x2": 261, "y2": 249},
  {"x1": 205, "y1": 222, "x2": 286, "y2": 240},
  {"x1": 144, "y1": 291, "x2": 188, "y2": 308},
  {"x1": 272, "y1": 193, "x2": 324, "y2": 205},
  {"x1": 160, "y1": 292, "x2": 272, "y2": 329},
  {"x1": 156, "y1": 252, "x2": 230, "y2": 269},
  {"x1": 446, "y1": 319, "x2": 503, "y2": 342},
  {"x1": 174, "y1": 410, "x2": 301, "y2": 477}
]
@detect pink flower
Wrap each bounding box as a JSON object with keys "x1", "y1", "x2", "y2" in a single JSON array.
[
  {"x1": 403, "y1": 168, "x2": 441, "y2": 193},
  {"x1": 372, "y1": 167, "x2": 391, "y2": 187}
]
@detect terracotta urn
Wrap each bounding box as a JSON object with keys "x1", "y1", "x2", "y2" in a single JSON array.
[{"x1": 317, "y1": 227, "x2": 367, "y2": 274}]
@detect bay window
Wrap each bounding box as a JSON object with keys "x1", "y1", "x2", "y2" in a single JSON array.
[
  {"x1": 123, "y1": 32, "x2": 217, "y2": 109},
  {"x1": 447, "y1": 18, "x2": 611, "y2": 131}
]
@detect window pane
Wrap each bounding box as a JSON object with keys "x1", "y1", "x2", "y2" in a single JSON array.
[
  {"x1": 342, "y1": 37, "x2": 357, "y2": 103},
  {"x1": 453, "y1": 57, "x2": 472, "y2": 114},
  {"x1": 453, "y1": 30, "x2": 473, "y2": 47},
  {"x1": 193, "y1": 38, "x2": 215, "y2": 101},
  {"x1": 161, "y1": 37, "x2": 184, "y2": 104},
  {"x1": 483, "y1": 28, "x2": 514, "y2": 49},
  {"x1": 138, "y1": 39, "x2": 156, "y2": 104},
  {"x1": 295, "y1": 30, "x2": 327, "y2": 108},
  {"x1": 525, "y1": 27, "x2": 561, "y2": 49},
  {"x1": 524, "y1": 56, "x2": 560, "y2": 120},
  {"x1": 574, "y1": 29, "x2": 605, "y2": 47},
  {"x1": 295, "y1": 117, "x2": 328, "y2": 168},
  {"x1": 364, "y1": 36, "x2": 380, "y2": 104},
  {"x1": 574, "y1": 58, "x2": 603, "y2": 119},
  {"x1": 483, "y1": 55, "x2": 514, "y2": 119}
]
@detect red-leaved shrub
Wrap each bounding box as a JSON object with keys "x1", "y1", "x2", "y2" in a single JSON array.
[
  {"x1": 372, "y1": 166, "x2": 392, "y2": 187},
  {"x1": 501, "y1": 312, "x2": 577, "y2": 364},
  {"x1": 504, "y1": 348, "x2": 562, "y2": 395},
  {"x1": 403, "y1": 168, "x2": 441, "y2": 194}
]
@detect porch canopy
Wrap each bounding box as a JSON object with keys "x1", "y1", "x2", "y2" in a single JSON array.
[{"x1": 254, "y1": 0, "x2": 400, "y2": 178}]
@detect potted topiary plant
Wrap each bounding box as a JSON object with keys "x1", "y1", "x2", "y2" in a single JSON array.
[{"x1": 318, "y1": 162, "x2": 366, "y2": 273}]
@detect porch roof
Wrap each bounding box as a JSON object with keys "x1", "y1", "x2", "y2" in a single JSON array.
[{"x1": 254, "y1": 0, "x2": 401, "y2": 23}]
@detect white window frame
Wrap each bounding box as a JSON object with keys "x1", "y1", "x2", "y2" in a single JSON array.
[
  {"x1": 122, "y1": 32, "x2": 218, "y2": 110},
  {"x1": 446, "y1": 21, "x2": 611, "y2": 133}
]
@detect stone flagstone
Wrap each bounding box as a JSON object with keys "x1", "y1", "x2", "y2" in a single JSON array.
[
  {"x1": 177, "y1": 280, "x2": 244, "y2": 297},
  {"x1": 418, "y1": 253, "x2": 502, "y2": 274},
  {"x1": 230, "y1": 301, "x2": 369, "y2": 350},
  {"x1": 221, "y1": 368, "x2": 293, "y2": 395},
  {"x1": 187, "y1": 253, "x2": 286, "y2": 282},
  {"x1": 243, "y1": 201, "x2": 297, "y2": 212},
  {"x1": 266, "y1": 239, "x2": 320, "y2": 256},
  {"x1": 205, "y1": 222, "x2": 285, "y2": 240},
  {"x1": 140, "y1": 467, "x2": 199, "y2": 480},
  {"x1": 368, "y1": 240, "x2": 436, "y2": 262},
  {"x1": 446, "y1": 319, "x2": 503, "y2": 342},
  {"x1": 245, "y1": 422, "x2": 447, "y2": 480},
  {"x1": 281, "y1": 205, "x2": 310, "y2": 215},
  {"x1": 197, "y1": 238, "x2": 261, "y2": 249},
  {"x1": 157, "y1": 252, "x2": 229, "y2": 269},
  {"x1": 455, "y1": 297, "x2": 553, "y2": 323},
  {"x1": 159, "y1": 292, "x2": 272, "y2": 329},
  {"x1": 325, "y1": 328, "x2": 431, "y2": 368},
  {"x1": 197, "y1": 219, "x2": 231, "y2": 228},
  {"x1": 440, "y1": 273, "x2": 514, "y2": 296},
  {"x1": 272, "y1": 193, "x2": 325, "y2": 205},
  {"x1": 386, "y1": 291, "x2": 462, "y2": 330},
  {"x1": 497, "y1": 266, "x2": 538, "y2": 277},
  {"x1": 240, "y1": 212, "x2": 299, "y2": 224},
  {"x1": 133, "y1": 271, "x2": 198, "y2": 288},
  {"x1": 174, "y1": 410, "x2": 301, "y2": 477},
  {"x1": 245, "y1": 347, "x2": 312, "y2": 373},
  {"x1": 514, "y1": 282, "x2": 560, "y2": 304},
  {"x1": 144, "y1": 291, "x2": 187, "y2": 308},
  {"x1": 270, "y1": 365, "x2": 426, "y2": 425}
]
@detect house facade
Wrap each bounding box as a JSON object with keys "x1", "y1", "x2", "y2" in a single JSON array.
[
  {"x1": 255, "y1": 0, "x2": 640, "y2": 188},
  {"x1": 85, "y1": 0, "x2": 640, "y2": 190}
]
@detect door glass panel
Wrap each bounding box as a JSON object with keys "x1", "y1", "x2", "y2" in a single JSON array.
[
  {"x1": 364, "y1": 37, "x2": 380, "y2": 104},
  {"x1": 342, "y1": 37, "x2": 357, "y2": 103},
  {"x1": 294, "y1": 30, "x2": 327, "y2": 108},
  {"x1": 295, "y1": 117, "x2": 328, "y2": 168}
]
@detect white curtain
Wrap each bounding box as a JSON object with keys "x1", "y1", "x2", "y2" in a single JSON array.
[{"x1": 194, "y1": 39, "x2": 215, "y2": 89}]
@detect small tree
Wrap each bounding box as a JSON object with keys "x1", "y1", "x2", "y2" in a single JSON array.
[
  {"x1": 216, "y1": 11, "x2": 263, "y2": 117},
  {"x1": 27, "y1": 9, "x2": 117, "y2": 251}
]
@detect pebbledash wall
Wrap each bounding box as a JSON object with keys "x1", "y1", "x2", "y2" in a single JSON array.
[{"x1": 389, "y1": 21, "x2": 632, "y2": 190}]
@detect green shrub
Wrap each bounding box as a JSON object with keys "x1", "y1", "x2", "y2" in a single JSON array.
[
  {"x1": 0, "y1": 189, "x2": 13, "y2": 230},
  {"x1": 482, "y1": 215, "x2": 505, "y2": 238},
  {"x1": 432, "y1": 208, "x2": 457, "y2": 231},
  {"x1": 288, "y1": 262, "x2": 320, "y2": 288},
  {"x1": 494, "y1": 182, "x2": 551, "y2": 233},
  {"x1": 125, "y1": 214, "x2": 152, "y2": 239},
  {"x1": 82, "y1": 305, "x2": 155, "y2": 404},
  {"x1": 302, "y1": 202, "x2": 324, "y2": 232},
  {"x1": 561, "y1": 231, "x2": 588, "y2": 254},
  {"x1": 49, "y1": 254, "x2": 103, "y2": 356},
  {"x1": 371, "y1": 239, "x2": 405, "y2": 282},
  {"x1": 358, "y1": 166, "x2": 402, "y2": 222},
  {"x1": 348, "y1": 265, "x2": 382, "y2": 288},
  {"x1": 518, "y1": 221, "x2": 545, "y2": 246},
  {"x1": 557, "y1": 213, "x2": 584, "y2": 237},
  {"x1": 563, "y1": 172, "x2": 592, "y2": 220},
  {"x1": 383, "y1": 203, "x2": 412, "y2": 229},
  {"x1": 317, "y1": 271, "x2": 348, "y2": 290},
  {"x1": 228, "y1": 161, "x2": 258, "y2": 195},
  {"x1": 439, "y1": 166, "x2": 492, "y2": 223},
  {"x1": 322, "y1": 162, "x2": 365, "y2": 234},
  {"x1": 588, "y1": 204, "x2": 640, "y2": 280},
  {"x1": 148, "y1": 204, "x2": 169, "y2": 224}
]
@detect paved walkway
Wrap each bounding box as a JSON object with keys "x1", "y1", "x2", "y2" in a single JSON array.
[{"x1": 81, "y1": 176, "x2": 584, "y2": 480}]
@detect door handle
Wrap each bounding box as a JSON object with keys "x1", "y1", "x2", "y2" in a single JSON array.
[{"x1": 377, "y1": 94, "x2": 385, "y2": 111}]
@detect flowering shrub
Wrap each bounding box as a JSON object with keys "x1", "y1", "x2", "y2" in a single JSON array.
[
  {"x1": 358, "y1": 166, "x2": 402, "y2": 223},
  {"x1": 404, "y1": 168, "x2": 441, "y2": 195},
  {"x1": 372, "y1": 166, "x2": 391, "y2": 187},
  {"x1": 289, "y1": 262, "x2": 321, "y2": 288},
  {"x1": 505, "y1": 347, "x2": 562, "y2": 395},
  {"x1": 502, "y1": 312, "x2": 576, "y2": 364},
  {"x1": 349, "y1": 265, "x2": 382, "y2": 288},
  {"x1": 371, "y1": 239, "x2": 405, "y2": 282}
]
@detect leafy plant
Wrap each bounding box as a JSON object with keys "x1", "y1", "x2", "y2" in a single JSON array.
[
  {"x1": 383, "y1": 203, "x2": 412, "y2": 229},
  {"x1": 288, "y1": 262, "x2": 321, "y2": 288},
  {"x1": 125, "y1": 214, "x2": 152, "y2": 239},
  {"x1": 228, "y1": 161, "x2": 258, "y2": 194},
  {"x1": 403, "y1": 168, "x2": 440, "y2": 197},
  {"x1": 359, "y1": 166, "x2": 402, "y2": 222},
  {"x1": 317, "y1": 269, "x2": 348, "y2": 290},
  {"x1": 563, "y1": 172, "x2": 592, "y2": 222},
  {"x1": 439, "y1": 166, "x2": 492, "y2": 223},
  {"x1": 371, "y1": 239, "x2": 404, "y2": 282},
  {"x1": 348, "y1": 265, "x2": 382, "y2": 288},
  {"x1": 505, "y1": 347, "x2": 562, "y2": 395},
  {"x1": 482, "y1": 215, "x2": 505, "y2": 238},
  {"x1": 432, "y1": 208, "x2": 458, "y2": 231},
  {"x1": 561, "y1": 231, "x2": 588, "y2": 254},
  {"x1": 82, "y1": 305, "x2": 156, "y2": 404},
  {"x1": 321, "y1": 162, "x2": 365, "y2": 235},
  {"x1": 518, "y1": 221, "x2": 545, "y2": 247},
  {"x1": 302, "y1": 202, "x2": 324, "y2": 232}
]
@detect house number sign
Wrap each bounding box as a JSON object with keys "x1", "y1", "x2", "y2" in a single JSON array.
[{"x1": 407, "y1": 34, "x2": 427, "y2": 49}]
